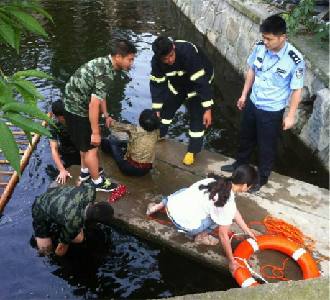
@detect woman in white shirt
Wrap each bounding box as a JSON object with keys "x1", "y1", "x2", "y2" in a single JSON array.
[{"x1": 146, "y1": 164, "x2": 258, "y2": 275}]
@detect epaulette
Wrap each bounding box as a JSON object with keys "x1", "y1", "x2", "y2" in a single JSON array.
[
  {"x1": 256, "y1": 40, "x2": 264, "y2": 45},
  {"x1": 288, "y1": 50, "x2": 302, "y2": 65}
]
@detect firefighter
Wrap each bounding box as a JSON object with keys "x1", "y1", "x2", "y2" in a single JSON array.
[{"x1": 150, "y1": 36, "x2": 214, "y2": 165}]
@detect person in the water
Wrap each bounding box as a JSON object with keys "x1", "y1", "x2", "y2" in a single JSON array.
[{"x1": 32, "y1": 182, "x2": 114, "y2": 256}]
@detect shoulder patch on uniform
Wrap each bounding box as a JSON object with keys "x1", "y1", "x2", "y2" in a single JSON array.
[
  {"x1": 288, "y1": 50, "x2": 302, "y2": 65},
  {"x1": 256, "y1": 40, "x2": 264, "y2": 45}
]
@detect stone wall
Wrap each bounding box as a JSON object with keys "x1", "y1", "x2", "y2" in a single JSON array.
[{"x1": 172, "y1": 0, "x2": 329, "y2": 170}]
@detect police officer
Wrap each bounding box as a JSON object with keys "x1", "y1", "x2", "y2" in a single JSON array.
[
  {"x1": 221, "y1": 15, "x2": 305, "y2": 192},
  {"x1": 150, "y1": 37, "x2": 214, "y2": 165}
]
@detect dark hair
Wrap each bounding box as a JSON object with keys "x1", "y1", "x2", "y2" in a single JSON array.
[
  {"x1": 152, "y1": 36, "x2": 174, "y2": 59},
  {"x1": 85, "y1": 201, "x2": 114, "y2": 226},
  {"x1": 139, "y1": 109, "x2": 160, "y2": 132},
  {"x1": 260, "y1": 15, "x2": 286, "y2": 35},
  {"x1": 110, "y1": 39, "x2": 137, "y2": 56},
  {"x1": 51, "y1": 100, "x2": 65, "y2": 117},
  {"x1": 199, "y1": 165, "x2": 258, "y2": 207}
]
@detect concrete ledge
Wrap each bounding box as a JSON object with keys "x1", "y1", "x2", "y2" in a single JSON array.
[
  {"x1": 167, "y1": 277, "x2": 329, "y2": 299},
  {"x1": 78, "y1": 139, "x2": 329, "y2": 276}
]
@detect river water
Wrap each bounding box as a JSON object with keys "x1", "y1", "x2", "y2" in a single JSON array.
[{"x1": 0, "y1": 0, "x2": 328, "y2": 298}]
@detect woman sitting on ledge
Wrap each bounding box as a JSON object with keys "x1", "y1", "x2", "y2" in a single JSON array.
[
  {"x1": 146, "y1": 164, "x2": 258, "y2": 275},
  {"x1": 101, "y1": 109, "x2": 160, "y2": 176}
]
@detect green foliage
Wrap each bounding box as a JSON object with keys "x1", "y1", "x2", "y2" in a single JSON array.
[
  {"x1": 0, "y1": 0, "x2": 53, "y2": 175},
  {"x1": 0, "y1": 121, "x2": 20, "y2": 173},
  {"x1": 282, "y1": 0, "x2": 329, "y2": 42},
  {"x1": 0, "y1": 0, "x2": 52, "y2": 52}
]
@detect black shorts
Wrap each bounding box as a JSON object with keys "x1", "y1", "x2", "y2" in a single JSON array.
[{"x1": 64, "y1": 110, "x2": 95, "y2": 152}]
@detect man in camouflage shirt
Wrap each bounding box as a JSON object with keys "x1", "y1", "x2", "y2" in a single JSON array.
[
  {"x1": 32, "y1": 183, "x2": 114, "y2": 256},
  {"x1": 63, "y1": 39, "x2": 137, "y2": 192}
]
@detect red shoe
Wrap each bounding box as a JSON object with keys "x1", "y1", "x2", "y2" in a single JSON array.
[{"x1": 108, "y1": 184, "x2": 127, "y2": 203}]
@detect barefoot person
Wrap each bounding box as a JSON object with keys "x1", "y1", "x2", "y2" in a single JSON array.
[
  {"x1": 146, "y1": 164, "x2": 258, "y2": 275},
  {"x1": 101, "y1": 109, "x2": 160, "y2": 176}
]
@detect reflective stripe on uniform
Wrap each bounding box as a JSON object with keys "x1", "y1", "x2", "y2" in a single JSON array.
[
  {"x1": 152, "y1": 103, "x2": 163, "y2": 109},
  {"x1": 187, "y1": 91, "x2": 197, "y2": 99},
  {"x1": 189, "y1": 130, "x2": 204, "y2": 138},
  {"x1": 168, "y1": 81, "x2": 178, "y2": 95},
  {"x1": 161, "y1": 118, "x2": 172, "y2": 125},
  {"x1": 202, "y1": 99, "x2": 214, "y2": 108},
  {"x1": 190, "y1": 69, "x2": 205, "y2": 81},
  {"x1": 176, "y1": 40, "x2": 198, "y2": 52},
  {"x1": 209, "y1": 71, "x2": 214, "y2": 84},
  {"x1": 150, "y1": 75, "x2": 166, "y2": 83},
  {"x1": 166, "y1": 70, "x2": 185, "y2": 77}
]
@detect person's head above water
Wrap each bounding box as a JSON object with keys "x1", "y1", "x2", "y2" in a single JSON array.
[
  {"x1": 110, "y1": 39, "x2": 137, "y2": 71},
  {"x1": 85, "y1": 201, "x2": 114, "y2": 227},
  {"x1": 199, "y1": 164, "x2": 258, "y2": 207},
  {"x1": 152, "y1": 36, "x2": 176, "y2": 65},
  {"x1": 139, "y1": 109, "x2": 160, "y2": 132}
]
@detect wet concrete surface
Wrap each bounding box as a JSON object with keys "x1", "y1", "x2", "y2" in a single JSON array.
[{"x1": 67, "y1": 138, "x2": 329, "y2": 277}]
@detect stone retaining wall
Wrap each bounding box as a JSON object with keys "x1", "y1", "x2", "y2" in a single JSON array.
[{"x1": 172, "y1": 0, "x2": 329, "y2": 170}]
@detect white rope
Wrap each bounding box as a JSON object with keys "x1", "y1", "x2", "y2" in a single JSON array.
[
  {"x1": 229, "y1": 233, "x2": 246, "y2": 243},
  {"x1": 234, "y1": 256, "x2": 269, "y2": 284},
  {"x1": 230, "y1": 233, "x2": 268, "y2": 284}
]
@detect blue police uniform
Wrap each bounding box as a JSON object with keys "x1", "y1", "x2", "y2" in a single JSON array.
[
  {"x1": 150, "y1": 40, "x2": 214, "y2": 153},
  {"x1": 236, "y1": 40, "x2": 305, "y2": 184}
]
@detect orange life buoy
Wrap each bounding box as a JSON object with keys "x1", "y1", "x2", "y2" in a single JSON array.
[{"x1": 233, "y1": 235, "x2": 320, "y2": 288}]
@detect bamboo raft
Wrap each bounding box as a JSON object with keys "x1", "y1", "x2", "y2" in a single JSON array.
[{"x1": 0, "y1": 123, "x2": 43, "y2": 213}]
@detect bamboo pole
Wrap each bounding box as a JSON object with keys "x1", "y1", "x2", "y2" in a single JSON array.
[
  {"x1": 0, "y1": 133, "x2": 41, "y2": 212},
  {"x1": 0, "y1": 149, "x2": 25, "y2": 155},
  {"x1": 0, "y1": 171, "x2": 14, "y2": 175},
  {"x1": 0, "y1": 117, "x2": 48, "y2": 213}
]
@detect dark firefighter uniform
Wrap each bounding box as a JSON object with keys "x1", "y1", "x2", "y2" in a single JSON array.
[{"x1": 150, "y1": 40, "x2": 214, "y2": 153}]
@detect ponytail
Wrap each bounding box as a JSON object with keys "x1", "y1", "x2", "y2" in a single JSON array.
[
  {"x1": 199, "y1": 165, "x2": 257, "y2": 207},
  {"x1": 199, "y1": 174, "x2": 232, "y2": 207}
]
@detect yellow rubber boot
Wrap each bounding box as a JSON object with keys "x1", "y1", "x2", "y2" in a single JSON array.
[{"x1": 182, "y1": 152, "x2": 194, "y2": 166}]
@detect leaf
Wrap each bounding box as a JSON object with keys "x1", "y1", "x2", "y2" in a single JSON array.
[
  {"x1": 21, "y1": 2, "x2": 53, "y2": 22},
  {"x1": 4, "y1": 112, "x2": 51, "y2": 137},
  {"x1": 13, "y1": 26, "x2": 20, "y2": 53},
  {"x1": 23, "y1": 130, "x2": 33, "y2": 145},
  {"x1": 0, "y1": 80, "x2": 15, "y2": 104},
  {"x1": 11, "y1": 79, "x2": 44, "y2": 100},
  {"x1": 9, "y1": 82, "x2": 35, "y2": 103},
  {"x1": 0, "y1": 21, "x2": 16, "y2": 48},
  {"x1": 2, "y1": 102, "x2": 54, "y2": 125},
  {"x1": 6, "y1": 9, "x2": 47, "y2": 37},
  {"x1": 13, "y1": 69, "x2": 53, "y2": 80},
  {"x1": 0, "y1": 120, "x2": 21, "y2": 174}
]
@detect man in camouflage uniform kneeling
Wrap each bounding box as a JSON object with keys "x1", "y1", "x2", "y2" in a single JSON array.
[{"x1": 32, "y1": 183, "x2": 114, "y2": 256}]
